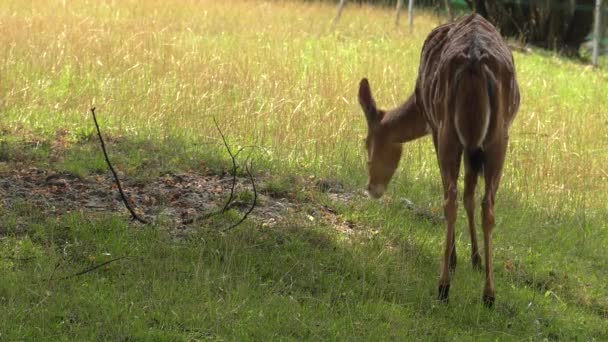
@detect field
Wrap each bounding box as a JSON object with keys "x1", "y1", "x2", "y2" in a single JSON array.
[{"x1": 1, "y1": 0, "x2": 608, "y2": 340}]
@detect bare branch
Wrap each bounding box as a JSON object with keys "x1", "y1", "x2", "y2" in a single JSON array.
[
  {"x1": 189, "y1": 118, "x2": 257, "y2": 229},
  {"x1": 212, "y1": 117, "x2": 238, "y2": 214},
  {"x1": 89, "y1": 107, "x2": 148, "y2": 224},
  {"x1": 234, "y1": 145, "x2": 268, "y2": 159},
  {"x1": 223, "y1": 161, "x2": 257, "y2": 232},
  {"x1": 60, "y1": 256, "x2": 129, "y2": 280}
]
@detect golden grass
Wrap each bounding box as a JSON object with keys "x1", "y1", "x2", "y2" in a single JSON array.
[{"x1": 1, "y1": 0, "x2": 607, "y2": 217}]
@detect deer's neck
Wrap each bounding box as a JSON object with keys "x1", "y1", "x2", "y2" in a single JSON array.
[{"x1": 379, "y1": 94, "x2": 429, "y2": 144}]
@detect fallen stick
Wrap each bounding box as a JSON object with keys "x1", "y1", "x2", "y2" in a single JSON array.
[
  {"x1": 90, "y1": 107, "x2": 148, "y2": 224},
  {"x1": 60, "y1": 256, "x2": 129, "y2": 280}
]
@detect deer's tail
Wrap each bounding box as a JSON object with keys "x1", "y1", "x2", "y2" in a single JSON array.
[
  {"x1": 464, "y1": 147, "x2": 485, "y2": 176},
  {"x1": 453, "y1": 54, "x2": 496, "y2": 176}
]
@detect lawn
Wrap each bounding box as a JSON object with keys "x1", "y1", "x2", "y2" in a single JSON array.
[{"x1": 1, "y1": 0, "x2": 607, "y2": 340}]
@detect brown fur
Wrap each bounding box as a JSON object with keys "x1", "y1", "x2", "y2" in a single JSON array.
[{"x1": 358, "y1": 14, "x2": 520, "y2": 305}]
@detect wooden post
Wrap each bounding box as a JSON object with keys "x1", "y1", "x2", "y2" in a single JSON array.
[
  {"x1": 333, "y1": 0, "x2": 347, "y2": 27},
  {"x1": 395, "y1": 0, "x2": 404, "y2": 27},
  {"x1": 408, "y1": 0, "x2": 414, "y2": 31},
  {"x1": 592, "y1": 0, "x2": 603, "y2": 66},
  {"x1": 444, "y1": 0, "x2": 453, "y2": 22}
]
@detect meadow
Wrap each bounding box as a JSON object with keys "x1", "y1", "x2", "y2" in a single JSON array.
[{"x1": 1, "y1": 0, "x2": 607, "y2": 339}]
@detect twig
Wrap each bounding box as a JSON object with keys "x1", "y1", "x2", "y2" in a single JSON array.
[
  {"x1": 192, "y1": 119, "x2": 239, "y2": 223},
  {"x1": 60, "y1": 256, "x2": 129, "y2": 280},
  {"x1": 195, "y1": 118, "x2": 245, "y2": 221},
  {"x1": 191, "y1": 119, "x2": 257, "y2": 229},
  {"x1": 89, "y1": 107, "x2": 148, "y2": 224},
  {"x1": 223, "y1": 161, "x2": 257, "y2": 232},
  {"x1": 213, "y1": 117, "x2": 238, "y2": 214},
  {"x1": 234, "y1": 145, "x2": 268, "y2": 159}
]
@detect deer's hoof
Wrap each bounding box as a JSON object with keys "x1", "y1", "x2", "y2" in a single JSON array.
[
  {"x1": 438, "y1": 284, "x2": 450, "y2": 303},
  {"x1": 482, "y1": 292, "x2": 495, "y2": 308}
]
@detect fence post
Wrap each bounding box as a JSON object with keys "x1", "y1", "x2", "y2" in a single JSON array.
[
  {"x1": 592, "y1": 0, "x2": 602, "y2": 66},
  {"x1": 444, "y1": 0, "x2": 453, "y2": 21},
  {"x1": 395, "y1": 0, "x2": 404, "y2": 27},
  {"x1": 408, "y1": 0, "x2": 414, "y2": 31},
  {"x1": 332, "y1": 0, "x2": 346, "y2": 27}
]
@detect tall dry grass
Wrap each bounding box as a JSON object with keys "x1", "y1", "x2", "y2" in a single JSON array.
[{"x1": 1, "y1": 0, "x2": 607, "y2": 217}]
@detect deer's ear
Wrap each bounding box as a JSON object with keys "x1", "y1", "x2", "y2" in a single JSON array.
[{"x1": 358, "y1": 78, "x2": 379, "y2": 128}]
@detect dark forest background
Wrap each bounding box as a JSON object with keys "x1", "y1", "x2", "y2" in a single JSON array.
[{"x1": 316, "y1": 0, "x2": 606, "y2": 55}]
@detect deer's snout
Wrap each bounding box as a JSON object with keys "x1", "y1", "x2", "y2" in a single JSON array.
[{"x1": 366, "y1": 183, "x2": 385, "y2": 199}]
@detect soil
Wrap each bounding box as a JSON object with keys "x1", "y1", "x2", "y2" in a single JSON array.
[{"x1": 0, "y1": 166, "x2": 364, "y2": 236}]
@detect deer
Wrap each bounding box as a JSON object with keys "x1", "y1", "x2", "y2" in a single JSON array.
[{"x1": 358, "y1": 13, "x2": 520, "y2": 306}]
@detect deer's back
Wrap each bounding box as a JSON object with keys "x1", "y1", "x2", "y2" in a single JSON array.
[{"x1": 414, "y1": 14, "x2": 520, "y2": 132}]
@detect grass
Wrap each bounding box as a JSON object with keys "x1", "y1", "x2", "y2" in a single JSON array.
[{"x1": 1, "y1": 0, "x2": 608, "y2": 339}]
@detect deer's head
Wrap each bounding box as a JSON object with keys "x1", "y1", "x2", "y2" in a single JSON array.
[{"x1": 358, "y1": 78, "x2": 402, "y2": 199}]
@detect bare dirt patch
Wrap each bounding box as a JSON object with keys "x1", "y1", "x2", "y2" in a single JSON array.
[{"x1": 0, "y1": 167, "x2": 365, "y2": 236}]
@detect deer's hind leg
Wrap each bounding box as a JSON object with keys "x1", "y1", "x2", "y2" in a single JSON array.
[
  {"x1": 480, "y1": 137, "x2": 508, "y2": 307},
  {"x1": 435, "y1": 130, "x2": 463, "y2": 303},
  {"x1": 464, "y1": 163, "x2": 482, "y2": 270}
]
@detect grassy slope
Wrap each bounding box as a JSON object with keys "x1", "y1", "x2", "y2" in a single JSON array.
[{"x1": 1, "y1": 0, "x2": 607, "y2": 339}]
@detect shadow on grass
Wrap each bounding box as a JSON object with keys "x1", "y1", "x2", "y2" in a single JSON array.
[
  {"x1": 0, "y1": 132, "x2": 606, "y2": 339},
  {"x1": 1, "y1": 200, "x2": 606, "y2": 340},
  {"x1": 380, "y1": 172, "x2": 608, "y2": 321}
]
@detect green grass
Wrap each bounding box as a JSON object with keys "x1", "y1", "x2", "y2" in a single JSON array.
[
  {"x1": 2, "y1": 204, "x2": 606, "y2": 340},
  {"x1": 1, "y1": 0, "x2": 608, "y2": 340}
]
